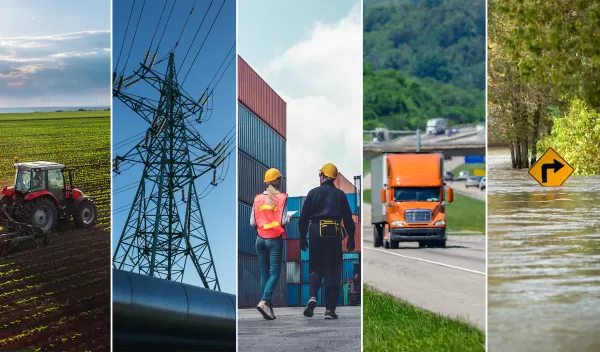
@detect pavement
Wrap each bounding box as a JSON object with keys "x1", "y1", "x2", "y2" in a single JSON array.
[
  {"x1": 362, "y1": 201, "x2": 486, "y2": 330},
  {"x1": 238, "y1": 307, "x2": 361, "y2": 352}
]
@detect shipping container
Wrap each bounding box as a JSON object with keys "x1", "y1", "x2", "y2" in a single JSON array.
[
  {"x1": 238, "y1": 151, "x2": 286, "y2": 205},
  {"x1": 238, "y1": 254, "x2": 287, "y2": 308},
  {"x1": 300, "y1": 243, "x2": 310, "y2": 261},
  {"x1": 334, "y1": 172, "x2": 358, "y2": 194},
  {"x1": 238, "y1": 56, "x2": 287, "y2": 139},
  {"x1": 238, "y1": 104, "x2": 286, "y2": 174},
  {"x1": 238, "y1": 254, "x2": 260, "y2": 308},
  {"x1": 301, "y1": 260, "x2": 310, "y2": 283},
  {"x1": 287, "y1": 283, "x2": 300, "y2": 306},
  {"x1": 343, "y1": 253, "x2": 360, "y2": 260},
  {"x1": 286, "y1": 239, "x2": 300, "y2": 262},
  {"x1": 238, "y1": 203, "x2": 257, "y2": 256},
  {"x1": 286, "y1": 217, "x2": 300, "y2": 239},
  {"x1": 286, "y1": 261, "x2": 300, "y2": 284},
  {"x1": 287, "y1": 196, "x2": 305, "y2": 213},
  {"x1": 342, "y1": 220, "x2": 361, "y2": 253},
  {"x1": 343, "y1": 259, "x2": 359, "y2": 281},
  {"x1": 346, "y1": 193, "x2": 359, "y2": 214}
]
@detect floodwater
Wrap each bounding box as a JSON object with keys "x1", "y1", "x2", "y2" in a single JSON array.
[{"x1": 488, "y1": 150, "x2": 600, "y2": 352}]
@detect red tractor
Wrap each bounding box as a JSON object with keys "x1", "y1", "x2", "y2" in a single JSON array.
[{"x1": 0, "y1": 160, "x2": 98, "y2": 234}]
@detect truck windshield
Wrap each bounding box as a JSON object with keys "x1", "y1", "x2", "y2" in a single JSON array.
[
  {"x1": 15, "y1": 170, "x2": 31, "y2": 192},
  {"x1": 394, "y1": 187, "x2": 440, "y2": 202}
]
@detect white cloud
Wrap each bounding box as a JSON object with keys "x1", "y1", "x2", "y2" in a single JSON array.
[{"x1": 259, "y1": 4, "x2": 362, "y2": 196}]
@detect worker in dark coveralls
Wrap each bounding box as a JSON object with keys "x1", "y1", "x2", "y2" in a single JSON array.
[{"x1": 299, "y1": 163, "x2": 355, "y2": 319}]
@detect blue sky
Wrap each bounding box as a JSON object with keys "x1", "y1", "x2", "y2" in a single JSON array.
[
  {"x1": 0, "y1": 0, "x2": 110, "y2": 108},
  {"x1": 238, "y1": 0, "x2": 362, "y2": 196},
  {"x1": 112, "y1": 0, "x2": 236, "y2": 295}
]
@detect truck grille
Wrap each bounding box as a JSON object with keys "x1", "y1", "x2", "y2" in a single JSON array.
[{"x1": 404, "y1": 209, "x2": 432, "y2": 223}]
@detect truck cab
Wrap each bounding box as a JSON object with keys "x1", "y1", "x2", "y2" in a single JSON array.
[{"x1": 371, "y1": 153, "x2": 453, "y2": 249}]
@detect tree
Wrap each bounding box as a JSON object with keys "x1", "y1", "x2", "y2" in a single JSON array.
[{"x1": 498, "y1": 0, "x2": 600, "y2": 109}]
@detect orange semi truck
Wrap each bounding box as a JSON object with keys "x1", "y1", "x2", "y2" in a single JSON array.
[{"x1": 371, "y1": 153, "x2": 454, "y2": 249}]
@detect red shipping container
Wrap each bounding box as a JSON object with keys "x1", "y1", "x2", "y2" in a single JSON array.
[
  {"x1": 342, "y1": 219, "x2": 361, "y2": 253},
  {"x1": 335, "y1": 172, "x2": 358, "y2": 194},
  {"x1": 286, "y1": 239, "x2": 301, "y2": 262},
  {"x1": 238, "y1": 56, "x2": 287, "y2": 139}
]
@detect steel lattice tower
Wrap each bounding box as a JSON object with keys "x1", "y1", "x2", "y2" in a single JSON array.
[{"x1": 112, "y1": 53, "x2": 228, "y2": 291}]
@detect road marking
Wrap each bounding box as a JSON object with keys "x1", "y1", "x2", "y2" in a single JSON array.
[{"x1": 364, "y1": 247, "x2": 486, "y2": 276}]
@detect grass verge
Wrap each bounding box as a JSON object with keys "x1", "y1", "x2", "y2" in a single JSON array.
[
  {"x1": 452, "y1": 163, "x2": 485, "y2": 175},
  {"x1": 363, "y1": 189, "x2": 372, "y2": 204},
  {"x1": 363, "y1": 157, "x2": 371, "y2": 176},
  {"x1": 447, "y1": 193, "x2": 485, "y2": 234},
  {"x1": 363, "y1": 287, "x2": 485, "y2": 352}
]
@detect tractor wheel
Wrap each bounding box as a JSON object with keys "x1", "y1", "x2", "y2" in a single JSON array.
[
  {"x1": 74, "y1": 199, "x2": 97, "y2": 228},
  {"x1": 23, "y1": 198, "x2": 58, "y2": 233},
  {"x1": 0, "y1": 196, "x2": 12, "y2": 220}
]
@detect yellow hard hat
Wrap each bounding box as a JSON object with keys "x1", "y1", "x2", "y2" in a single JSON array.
[
  {"x1": 320, "y1": 163, "x2": 338, "y2": 179},
  {"x1": 264, "y1": 168, "x2": 282, "y2": 183}
]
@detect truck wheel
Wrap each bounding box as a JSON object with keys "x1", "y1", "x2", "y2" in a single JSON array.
[
  {"x1": 23, "y1": 198, "x2": 58, "y2": 233},
  {"x1": 389, "y1": 240, "x2": 399, "y2": 249},
  {"x1": 74, "y1": 199, "x2": 98, "y2": 228},
  {"x1": 384, "y1": 240, "x2": 390, "y2": 249},
  {"x1": 418, "y1": 241, "x2": 426, "y2": 248},
  {"x1": 373, "y1": 225, "x2": 383, "y2": 248},
  {"x1": 438, "y1": 240, "x2": 447, "y2": 248}
]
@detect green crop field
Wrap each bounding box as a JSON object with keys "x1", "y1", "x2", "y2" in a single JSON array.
[{"x1": 0, "y1": 110, "x2": 110, "y2": 351}]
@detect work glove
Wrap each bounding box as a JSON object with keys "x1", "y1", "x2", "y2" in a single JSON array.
[
  {"x1": 300, "y1": 237, "x2": 308, "y2": 251},
  {"x1": 346, "y1": 237, "x2": 355, "y2": 252}
]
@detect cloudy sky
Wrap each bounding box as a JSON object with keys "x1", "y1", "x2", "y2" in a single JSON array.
[
  {"x1": 0, "y1": 0, "x2": 110, "y2": 108},
  {"x1": 239, "y1": 0, "x2": 362, "y2": 196}
]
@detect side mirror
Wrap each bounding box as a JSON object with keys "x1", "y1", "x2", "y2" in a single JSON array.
[
  {"x1": 447, "y1": 188, "x2": 454, "y2": 203},
  {"x1": 381, "y1": 188, "x2": 386, "y2": 204},
  {"x1": 388, "y1": 188, "x2": 394, "y2": 203}
]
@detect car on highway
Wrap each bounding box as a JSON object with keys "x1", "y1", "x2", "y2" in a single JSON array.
[
  {"x1": 479, "y1": 177, "x2": 486, "y2": 190},
  {"x1": 465, "y1": 176, "x2": 483, "y2": 188},
  {"x1": 455, "y1": 171, "x2": 469, "y2": 181},
  {"x1": 443, "y1": 171, "x2": 453, "y2": 181}
]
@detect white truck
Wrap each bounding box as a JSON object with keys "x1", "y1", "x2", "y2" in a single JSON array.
[{"x1": 426, "y1": 118, "x2": 447, "y2": 135}]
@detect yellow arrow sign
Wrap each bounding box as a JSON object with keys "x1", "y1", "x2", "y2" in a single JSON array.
[{"x1": 528, "y1": 147, "x2": 574, "y2": 187}]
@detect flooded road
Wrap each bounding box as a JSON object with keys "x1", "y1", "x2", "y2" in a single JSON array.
[{"x1": 488, "y1": 150, "x2": 600, "y2": 352}]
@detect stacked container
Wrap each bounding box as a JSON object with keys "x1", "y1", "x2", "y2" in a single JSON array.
[
  {"x1": 284, "y1": 173, "x2": 362, "y2": 307},
  {"x1": 238, "y1": 56, "x2": 288, "y2": 308}
]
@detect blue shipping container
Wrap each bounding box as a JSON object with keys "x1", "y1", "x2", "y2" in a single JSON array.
[
  {"x1": 238, "y1": 203, "x2": 257, "y2": 256},
  {"x1": 346, "y1": 193, "x2": 358, "y2": 214},
  {"x1": 343, "y1": 253, "x2": 360, "y2": 260},
  {"x1": 238, "y1": 254, "x2": 287, "y2": 308},
  {"x1": 287, "y1": 283, "x2": 300, "y2": 306},
  {"x1": 286, "y1": 217, "x2": 300, "y2": 239},
  {"x1": 239, "y1": 104, "x2": 286, "y2": 174},
  {"x1": 287, "y1": 197, "x2": 302, "y2": 213},
  {"x1": 343, "y1": 259, "x2": 359, "y2": 281},
  {"x1": 465, "y1": 156, "x2": 485, "y2": 164},
  {"x1": 301, "y1": 260, "x2": 310, "y2": 283},
  {"x1": 238, "y1": 151, "x2": 286, "y2": 206},
  {"x1": 301, "y1": 242, "x2": 310, "y2": 261}
]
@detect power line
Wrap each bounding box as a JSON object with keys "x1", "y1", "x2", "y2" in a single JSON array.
[
  {"x1": 148, "y1": 1, "x2": 168, "y2": 52},
  {"x1": 155, "y1": 0, "x2": 177, "y2": 57},
  {"x1": 181, "y1": 0, "x2": 227, "y2": 85},
  {"x1": 172, "y1": 0, "x2": 197, "y2": 52},
  {"x1": 115, "y1": 0, "x2": 137, "y2": 73},
  {"x1": 180, "y1": 0, "x2": 215, "y2": 69},
  {"x1": 204, "y1": 41, "x2": 235, "y2": 93},
  {"x1": 122, "y1": 0, "x2": 147, "y2": 75}
]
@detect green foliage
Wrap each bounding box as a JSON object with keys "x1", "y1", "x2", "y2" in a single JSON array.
[
  {"x1": 497, "y1": 0, "x2": 600, "y2": 108},
  {"x1": 538, "y1": 99, "x2": 600, "y2": 175},
  {"x1": 363, "y1": 287, "x2": 485, "y2": 352},
  {"x1": 364, "y1": 0, "x2": 485, "y2": 130}
]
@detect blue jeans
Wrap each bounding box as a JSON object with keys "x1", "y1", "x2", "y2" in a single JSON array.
[{"x1": 256, "y1": 236, "x2": 283, "y2": 306}]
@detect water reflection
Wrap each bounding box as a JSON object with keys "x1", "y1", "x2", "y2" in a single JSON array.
[{"x1": 488, "y1": 151, "x2": 600, "y2": 352}]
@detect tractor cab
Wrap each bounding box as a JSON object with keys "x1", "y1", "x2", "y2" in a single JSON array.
[{"x1": 13, "y1": 161, "x2": 74, "y2": 202}]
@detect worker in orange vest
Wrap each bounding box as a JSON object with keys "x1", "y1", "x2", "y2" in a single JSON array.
[
  {"x1": 251, "y1": 168, "x2": 289, "y2": 320},
  {"x1": 299, "y1": 163, "x2": 355, "y2": 319}
]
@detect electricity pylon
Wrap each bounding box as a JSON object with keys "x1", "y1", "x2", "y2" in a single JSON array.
[{"x1": 112, "y1": 52, "x2": 230, "y2": 291}]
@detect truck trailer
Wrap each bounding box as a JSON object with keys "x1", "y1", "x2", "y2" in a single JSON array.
[{"x1": 371, "y1": 153, "x2": 454, "y2": 249}]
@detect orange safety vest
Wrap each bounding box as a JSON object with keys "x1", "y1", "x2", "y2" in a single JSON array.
[{"x1": 253, "y1": 193, "x2": 288, "y2": 239}]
